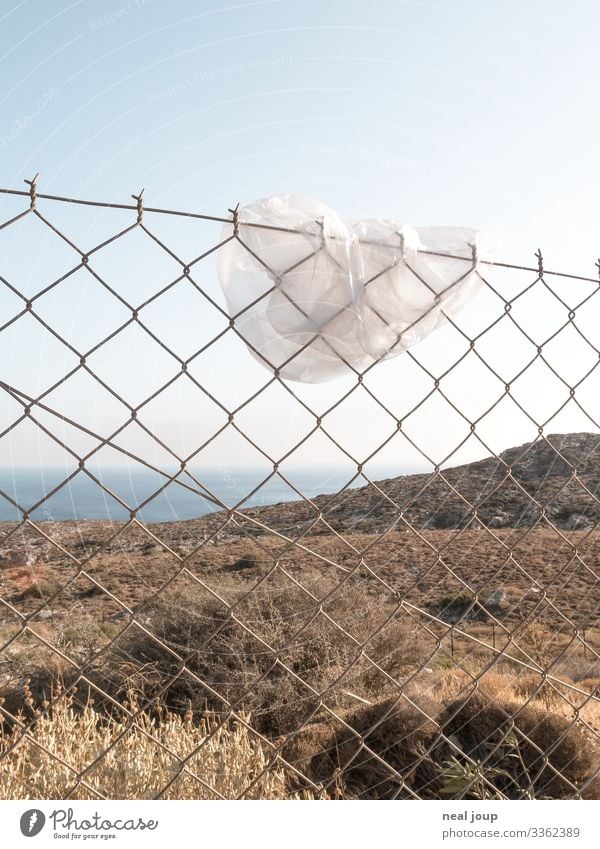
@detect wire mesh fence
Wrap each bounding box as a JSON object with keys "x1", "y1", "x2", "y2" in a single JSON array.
[{"x1": 0, "y1": 177, "x2": 599, "y2": 800}]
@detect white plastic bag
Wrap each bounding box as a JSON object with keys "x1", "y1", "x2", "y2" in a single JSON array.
[{"x1": 217, "y1": 194, "x2": 499, "y2": 383}]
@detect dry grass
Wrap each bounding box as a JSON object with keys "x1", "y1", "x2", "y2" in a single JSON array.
[
  {"x1": 0, "y1": 691, "x2": 320, "y2": 800},
  {"x1": 2, "y1": 524, "x2": 600, "y2": 799},
  {"x1": 1, "y1": 668, "x2": 599, "y2": 800}
]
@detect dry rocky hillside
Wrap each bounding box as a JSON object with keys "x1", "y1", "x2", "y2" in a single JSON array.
[
  {"x1": 176, "y1": 430, "x2": 600, "y2": 541},
  {"x1": 1, "y1": 432, "x2": 599, "y2": 557}
]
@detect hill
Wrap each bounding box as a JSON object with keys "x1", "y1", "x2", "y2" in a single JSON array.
[
  {"x1": 2, "y1": 434, "x2": 598, "y2": 555},
  {"x1": 188, "y1": 431, "x2": 600, "y2": 541}
]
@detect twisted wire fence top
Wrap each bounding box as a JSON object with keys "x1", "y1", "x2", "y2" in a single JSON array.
[{"x1": 0, "y1": 178, "x2": 599, "y2": 801}]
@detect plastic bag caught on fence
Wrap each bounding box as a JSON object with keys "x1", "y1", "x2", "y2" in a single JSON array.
[{"x1": 217, "y1": 194, "x2": 500, "y2": 383}]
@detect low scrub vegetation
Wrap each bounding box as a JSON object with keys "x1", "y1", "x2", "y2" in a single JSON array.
[
  {"x1": 2, "y1": 670, "x2": 598, "y2": 800},
  {"x1": 1, "y1": 566, "x2": 599, "y2": 799}
]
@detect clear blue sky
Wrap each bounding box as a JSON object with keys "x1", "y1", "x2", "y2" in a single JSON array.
[
  {"x1": 2, "y1": 0, "x2": 600, "y2": 474},
  {"x1": 2, "y1": 0, "x2": 600, "y2": 266}
]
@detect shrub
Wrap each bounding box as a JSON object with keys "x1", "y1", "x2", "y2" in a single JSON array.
[
  {"x1": 18, "y1": 579, "x2": 63, "y2": 601},
  {"x1": 285, "y1": 688, "x2": 600, "y2": 800},
  {"x1": 234, "y1": 551, "x2": 262, "y2": 569},
  {"x1": 437, "y1": 692, "x2": 600, "y2": 799},
  {"x1": 438, "y1": 591, "x2": 473, "y2": 616},
  {"x1": 96, "y1": 581, "x2": 425, "y2": 736},
  {"x1": 442, "y1": 590, "x2": 473, "y2": 607}
]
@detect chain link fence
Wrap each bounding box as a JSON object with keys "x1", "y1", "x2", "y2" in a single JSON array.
[{"x1": 0, "y1": 177, "x2": 599, "y2": 800}]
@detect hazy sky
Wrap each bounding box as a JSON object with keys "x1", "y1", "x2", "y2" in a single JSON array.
[{"x1": 1, "y1": 0, "x2": 600, "y2": 477}]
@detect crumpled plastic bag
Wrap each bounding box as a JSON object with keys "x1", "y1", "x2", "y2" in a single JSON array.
[{"x1": 217, "y1": 194, "x2": 500, "y2": 383}]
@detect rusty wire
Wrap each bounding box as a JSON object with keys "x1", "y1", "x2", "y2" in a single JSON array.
[{"x1": 0, "y1": 176, "x2": 599, "y2": 800}]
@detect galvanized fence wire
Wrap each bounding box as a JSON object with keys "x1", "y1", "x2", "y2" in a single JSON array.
[{"x1": 0, "y1": 176, "x2": 599, "y2": 800}]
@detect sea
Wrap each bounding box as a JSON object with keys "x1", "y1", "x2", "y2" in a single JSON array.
[{"x1": 0, "y1": 464, "x2": 412, "y2": 524}]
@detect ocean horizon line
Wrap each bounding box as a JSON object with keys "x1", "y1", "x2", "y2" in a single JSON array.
[{"x1": 0, "y1": 463, "x2": 422, "y2": 524}]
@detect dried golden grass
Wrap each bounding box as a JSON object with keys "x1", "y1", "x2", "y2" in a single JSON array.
[{"x1": 0, "y1": 692, "x2": 320, "y2": 800}]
